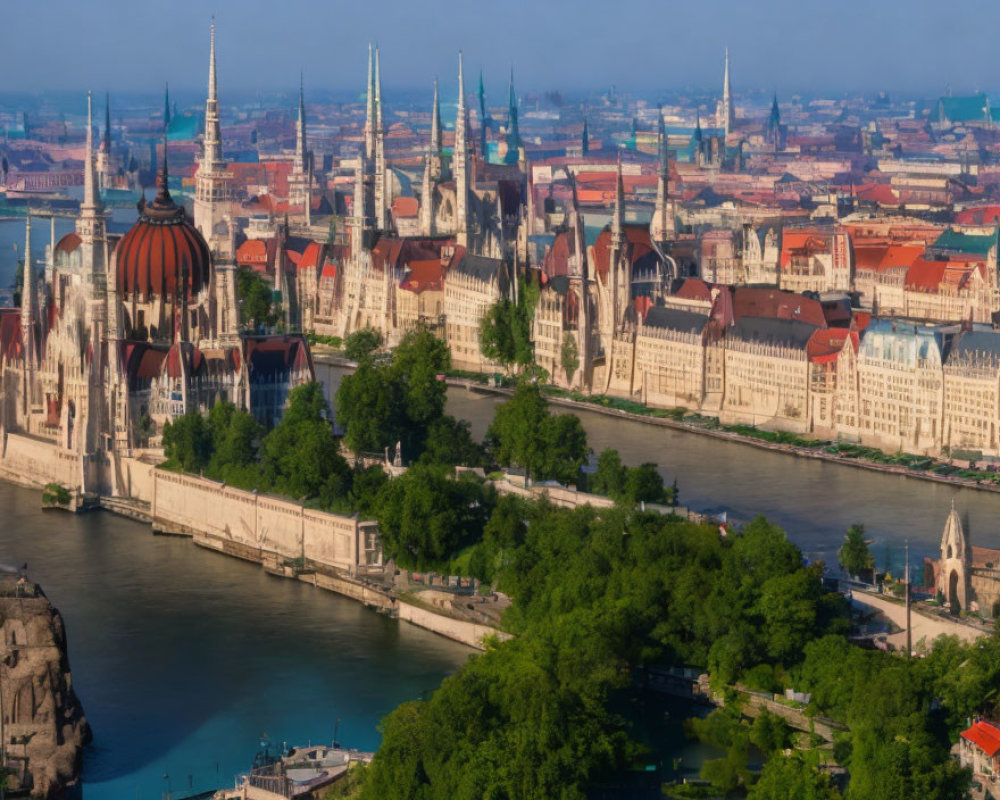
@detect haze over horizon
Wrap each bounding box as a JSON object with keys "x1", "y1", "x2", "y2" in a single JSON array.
[{"x1": 4, "y1": 0, "x2": 999, "y2": 99}]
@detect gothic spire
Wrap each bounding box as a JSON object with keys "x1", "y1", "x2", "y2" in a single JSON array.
[
  {"x1": 295, "y1": 71, "x2": 308, "y2": 175},
  {"x1": 454, "y1": 51, "x2": 469, "y2": 247},
  {"x1": 21, "y1": 213, "x2": 36, "y2": 367},
  {"x1": 102, "y1": 92, "x2": 112, "y2": 154},
  {"x1": 612, "y1": 151, "x2": 624, "y2": 245},
  {"x1": 373, "y1": 46, "x2": 388, "y2": 229},
  {"x1": 477, "y1": 69, "x2": 488, "y2": 160},
  {"x1": 82, "y1": 91, "x2": 100, "y2": 213},
  {"x1": 430, "y1": 77, "x2": 442, "y2": 155},
  {"x1": 164, "y1": 82, "x2": 171, "y2": 130},
  {"x1": 722, "y1": 47, "x2": 735, "y2": 135},
  {"x1": 506, "y1": 66, "x2": 520, "y2": 163},
  {"x1": 582, "y1": 118, "x2": 589, "y2": 155},
  {"x1": 202, "y1": 21, "x2": 224, "y2": 170},
  {"x1": 364, "y1": 43, "x2": 375, "y2": 160},
  {"x1": 651, "y1": 109, "x2": 670, "y2": 247}
]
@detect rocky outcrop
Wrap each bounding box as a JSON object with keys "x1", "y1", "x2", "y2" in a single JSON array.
[{"x1": 0, "y1": 580, "x2": 90, "y2": 798}]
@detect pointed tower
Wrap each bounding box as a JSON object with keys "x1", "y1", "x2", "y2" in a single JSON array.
[
  {"x1": 478, "y1": 70, "x2": 488, "y2": 160},
  {"x1": 504, "y1": 67, "x2": 520, "y2": 165},
  {"x1": 363, "y1": 43, "x2": 375, "y2": 161},
  {"x1": 650, "y1": 110, "x2": 672, "y2": 249},
  {"x1": 288, "y1": 72, "x2": 312, "y2": 215},
  {"x1": 96, "y1": 92, "x2": 113, "y2": 192},
  {"x1": 609, "y1": 154, "x2": 628, "y2": 335},
  {"x1": 351, "y1": 155, "x2": 373, "y2": 262},
  {"x1": 767, "y1": 93, "x2": 781, "y2": 149},
  {"x1": 581, "y1": 119, "x2": 589, "y2": 155},
  {"x1": 721, "y1": 48, "x2": 735, "y2": 136},
  {"x1": 569, "y1": 173, "x2": 590, "y2": 389},
  {"x1": 454, "y1": 51, "x2": 470, "y2": 248},
  {"x1": 79, "y1": 91, "x2": 107, "y2": 284},
  {"x1": 20, "y1": 214, "x2": 38, "y2": 417},
  {"x1": 373, "y1": 47, "x2": 389, "y2": 230},
  {"x1": 430, "y1": 78, "x2": 442, "y2": 179},
  {"x1": 194, "y1": 21, "x2": 233, "y2": 258},
  {"x1": 164, "y1": 83, "x2": 171, "y2": 131},
  {"x1": 937, "y1": 501, "x2": 972, "y2": 612},
  {"x1": 692, "y1": 110, "x2": 704, "y2": 167}
]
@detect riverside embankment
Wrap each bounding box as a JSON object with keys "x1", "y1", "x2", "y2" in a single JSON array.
[{"x1": 315, "y1": 358, "x2": 1000, "y2": 570}]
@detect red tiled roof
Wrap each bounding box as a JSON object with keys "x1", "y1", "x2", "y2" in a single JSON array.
[
  {"x1": 543, "y1": 230, "x2": 574, "y2": 279},
  {"x1": 962, "y1": 721, "x2": 1000, "y2": 757},
  {"x1": 853, "y1": 242, "x2": 925, "y2": 273},
  {"x1": 732, "y1": 288, "x2": 827, "y2": 328},
  {"x1": 297, "y1": 242, "x2": 322, "y2": 272},
  {"x1": 956, "y1": 205, "x2": 1000, "y2": 225},
  {"x1": 674, "y1": 278, "x2": 712, "y2": 303},
  {"x1": 55, "y1": 232, "x2": 81, "y2": 254},
  {"x1": 780, "y1": 231, "x2": 832, "y2": 269},
  {"x1": 400, "y1": 259, "x2": 444, "y2": 293},
  {"x1": 237, "y1": 239, "x2": 277, "y2": 271},
  {"x1": 855, "y1": 183, "x2": 900, "y2": 206},
  {"x1": 807, "y1": 329, "x2": 858, "y2": 364},
  {"x1": 592, "y1": 225, "x2": 654, "y2": 283},
  {"x1": 392, "y1": 197, "x2": 419, "y2": 219},
  {"x1": 320, "y1": 262, "x2": 337, "y2": 280}
]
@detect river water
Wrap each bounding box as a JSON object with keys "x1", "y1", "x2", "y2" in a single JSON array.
[
  {"x1": 318, "y1": 362, "x2": 994, "y2": 575},
  {"x1": 0, "y1": 482, "x2": 472, "y2": 799}
]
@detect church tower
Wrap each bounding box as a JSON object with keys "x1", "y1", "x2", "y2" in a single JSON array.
[
  {"x1": 363, "y1": 44, "x2": 375, "y2": 162},
  {"x1": 193, "y1": 22, "x2": 233, "y2": 258},
  {"x1": 720, "y1": 47, "x2": 735, "y2": 136},
  {"x1": 609, "y1": 154, "x2": 627, "y2": 335},
  {"x1": 288, "y1": 73, "x2": 313, "y2": 219},
  {"x1": 454, "y1": 52, "x2": 470, "y2": 248},
  {"x1": 373, "y1": 47, "x2": 390, "y2": 231},
  {"x1": 650, "y1": 110, "x2": 673, "y2": 250},
  {"x1": 95, "y1": 92, "x2": 113, "y2": 192},
  {"x1": 79, "y1": 91, "x2": 107, "y2": 283},
  {"x1": 419, "y1": 79, "x2": 443, "y2": 237},
  {"x1": 937, "y1": 501, "x2": 972, "y2": 612},
  {"x1": 504, "y1": 67, "x2": 520, "y2": 165}
]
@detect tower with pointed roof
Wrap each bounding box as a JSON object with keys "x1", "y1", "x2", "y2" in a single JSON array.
[
  {"x1": 373, "y1": 47, "x2": 390, "y2": 231},
  {"x1": 937, "y1": 501, "x2": 972, "y2": 612},
  {"x1": 503, "y1": 67, "x2": 520, "y2": 165},
  {"x1": 650, "y1": 110, "x2": 673, "y2": 249},
  {"x1": 766, "y1": 93, "x2": 782, "y2": 149},
  {"x1": 193, "y1": 21, "x2": 233, "y2": 259},
  {"x1": 477, "y1": 70, "x2": 489, "y2": 161},
  {"x1": 454, "y1": 52, "x2": 470, "y2": 248},
  {"x1": 95, "y1": 92, "x2": 113, "y2": 192},
  {"x1": 363, "y1": 43, "x2": 376, "y2": 162},
  {"x1": 164, "y1": 83, "x2": 171, "y2": 131},
  {"x1": 79, "y1": 91, "x2": 107, "y2": 286},
  {"x1": 288, "y1": 73, "x2": 313, "y2": 219},
  {"x1": 581, "y1": 119, "x2": 589, "y2": 155},
  {"x1": 419, "y1": 78, "x2": 445, "y2": 237},
  {"x1": 20, "y1": 214, "x2": 38, "y2": 416},
  {"x1": 720, "y1": 47, "x2": 735, "y2": 136}
]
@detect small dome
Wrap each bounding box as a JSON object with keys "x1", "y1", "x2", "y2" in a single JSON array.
[{"x1": 114, "y1": 164, "x2": 210, "y2": 300}]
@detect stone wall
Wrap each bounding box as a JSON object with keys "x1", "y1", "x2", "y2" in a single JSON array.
[
  {"x1": 0, "y1": 433, "x2": 81, "y2": 490},
  {"x1": 151, "y1": 470, "x2": 377, "y2": 576},
  {"x1": 0, "y1": 583, "x2": 90, "y2": 798}
]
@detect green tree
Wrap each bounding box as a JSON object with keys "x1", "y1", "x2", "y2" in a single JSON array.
[
  {"x1": 622, "y1": 463, "x2": 667, "y2": 506},
  {"x1": 748, "y1": 754, "x2": 841, "y2": 800},
  {"x1": 560, "y1": 332, "x2": 579, "y2": 384},
  {"x1": 237, "y1": 266, "x2": 276, "y2": 330},
  {"x1": 486, "y1": 382, "x2": 588, "y2": 482},
  {"x1": 162, "y1": 412, "x2": 212, "y2": 472},
  {"x1": 374, "y1": 465, "x2": 490, "y2": 570},
  {"x1": 344, "y1": 327, "x2": 383, "y2": 362},
  {"x1": 478, "y1": 277, "x2": 538, "y2": 369},
  {"x1": 591, "y1": 448, "x2": 626, "y2": 499},
  {"x1": 838, "y1": 524, "x2": 874, "y2": 581},
  {"x1": 336, "y1": 361, "x2": 403, "y2": 455},
  {"x1": 419, "y1": 415, "x2": 485, "y2": 468}
]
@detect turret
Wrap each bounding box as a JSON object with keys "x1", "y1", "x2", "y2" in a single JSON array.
[
  {"x1": 429, "y1": 78, "x2": 442, "y2": 179},
  {"x1": 505, "y1": 67, "x2": 520, "y2": 164},
  {"x1": 163, "y1": 82, "x2": 171, "y2": 131},
  {"x1": 650, "y1": 109, "x2": 671, "y2": 249},
  {"x1": 373, "y1": 47, "x2": 389, "y2": 230},
  {"x1": 454, "y1": 51, "x2": 469, "y2": 248},
  {"x1": 194, "y1": 21, "x2": 233, "y2": 256},
  {"x1": 721, "y1": 47, "x2": 735, "y2": 136},
  {"x1": 363, "y1": 43, "x2": 375, "y2": 161},
  {"x1": 295, "y1": 72, "x2": 308, "y2": 176},
  {"x1": 478, "y1": 70, "x2": 488, "y2": 162},
  {"x1": 79, "y1": 91, "x2": 107, "y2": 283},
  {"x1": 581, "y1": 119, "x2": 589, "y2": 155}
]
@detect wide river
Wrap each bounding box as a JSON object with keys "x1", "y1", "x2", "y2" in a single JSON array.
[
  {"x1": 320, "y1": 361, "x2": 1000, "y2": 574},
  {"x1": 0, "y1": 214, "x2": 992, "y2": 797}
]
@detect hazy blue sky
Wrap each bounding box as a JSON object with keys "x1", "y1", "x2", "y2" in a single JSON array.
[{"x1": 3, "y1": 0, "x2": 999, "y2": 97}]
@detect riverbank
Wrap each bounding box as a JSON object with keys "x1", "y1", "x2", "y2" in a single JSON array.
[{"x1": 318, "y1": 354, "x2": 1000, "y2": 494}]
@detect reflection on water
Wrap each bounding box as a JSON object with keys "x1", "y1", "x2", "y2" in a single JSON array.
[{"x1": 0, "y1": 481, "x2": 472, "y2": 799}]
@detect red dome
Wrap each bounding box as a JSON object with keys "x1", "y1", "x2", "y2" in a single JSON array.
[{"x1": 115, "y1": 179, "x2": 211, "y2": 301}]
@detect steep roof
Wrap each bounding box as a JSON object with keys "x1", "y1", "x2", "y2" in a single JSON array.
[
  {"x1": 643, "y1": 307, "x2": 709, "y2": 334},
  {"x1": 931, "y1": 228, "x2": 997, "y2": 257},
  {"x1": 947, "y1": 330, "x2": 1000, "y2": 366},
  {"x1": 807, "y1": 329, "x2": 858, "y2": 364},
  {"x1": 732, "y1": 287, "x2": 827, "y2": 328},
  {"x1": 730, "y1": 317, "x2": 818, "y2": 349},
  {"x1": 962, "y1": 720, "x2": 1000, "y2": 757}
]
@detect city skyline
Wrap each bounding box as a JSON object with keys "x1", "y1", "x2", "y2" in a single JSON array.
[{"x1": 5, "y1": 0, "x2": 1000, "y2": 96}]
